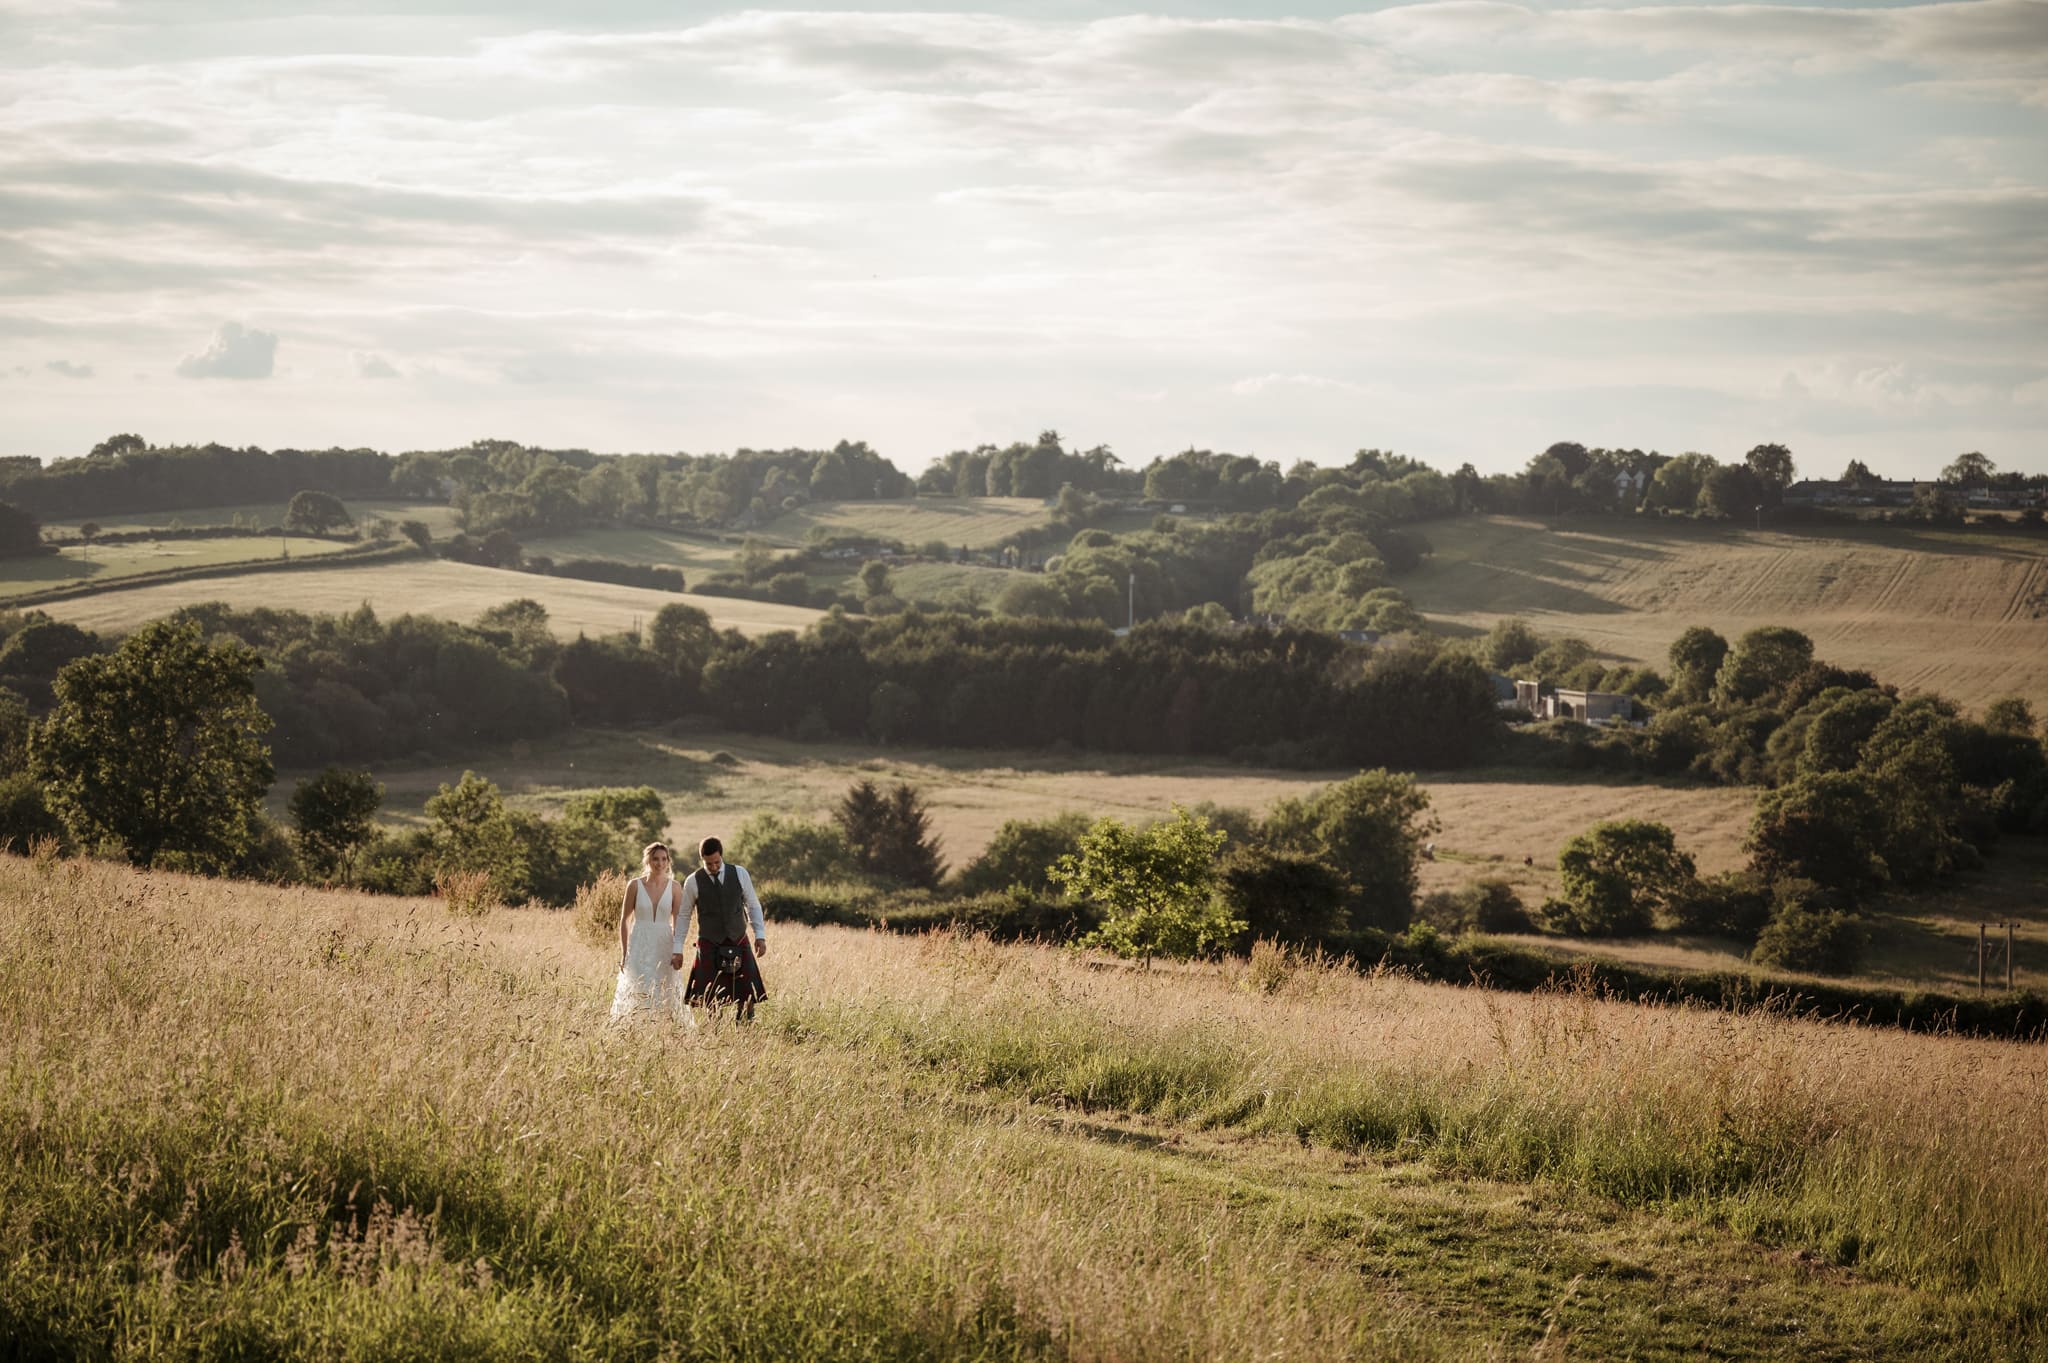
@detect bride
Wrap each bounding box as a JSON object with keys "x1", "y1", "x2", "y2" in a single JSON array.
[{"x1": 610, "y1": 841, "x2": 685, "y2": 1021}]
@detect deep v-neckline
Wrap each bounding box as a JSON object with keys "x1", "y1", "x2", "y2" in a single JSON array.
[{"x1": 641, "y1": 877, "x2": 674, "y2": 916}]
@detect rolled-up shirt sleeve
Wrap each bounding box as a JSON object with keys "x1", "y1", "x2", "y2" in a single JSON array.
[{"x1": 737, "y1": 867, "x2": 767, "y2": 940}]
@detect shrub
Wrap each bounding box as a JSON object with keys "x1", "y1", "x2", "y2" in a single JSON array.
[
  {"x1": 1751, "y1": 889, "x2": 1866, "y2": 975},
  {"x1": 574, "y1": 869, "x2": 631, "y2": 948},
  {"x1": 1666, "y1": 869, "x2": 1773, "y2": 942},
  {"x1": 1466, "y1": 878, "x2": 1534, "y2": 933},
  {"x1": 1051, "y1": 808, "x2": 1241, "y2": 959},
  {"x1": 437, "y1": 868, "x2": 498, "y2": 918},
  {"x1": 732, "y1": 811, "x2": 863, "y2": 883},
  {"x1": 0, "y1": 770, "x2": 67, "y2": 854},
  {"x1": 1549, "y1": 819, "x2": 1695, "y2": 937},
  {"x1": 955, "y1": 811, "x2": 1091, "y2": 896},
  {"x1": 1214, "y1": 847, "x2": 1348, "y2": 947}
]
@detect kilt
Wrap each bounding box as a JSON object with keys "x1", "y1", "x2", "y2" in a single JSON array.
[{"x1": 683, "y1": 937, "x2": 768, "y2": 1005}]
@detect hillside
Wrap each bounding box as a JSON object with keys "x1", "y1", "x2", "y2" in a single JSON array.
[
  {"x1": 4, "y1": 853, "x2": 2041, "y2": 1359},
  {"x1": 35, "y1": 557, "x2": 824, "y2": 639},
  {"x1": 1408, "y1": 516, "x2": 2048, "y2": 713},
  {"x1": 0, "y1": 533, "x2": 366, "y2": 600}
]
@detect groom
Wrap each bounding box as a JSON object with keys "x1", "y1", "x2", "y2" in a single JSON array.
[{"x1": 670, "y1": 836, "x2": 769, "y2": 1019}]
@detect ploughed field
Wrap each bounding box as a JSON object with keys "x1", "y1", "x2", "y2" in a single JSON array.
[
  {"x1": 1408, "y1": 516, "x2": 2048, "y2": 713},
  {"x1": 3, "y1": 853, "x2": 2041, "y2": 1359}
]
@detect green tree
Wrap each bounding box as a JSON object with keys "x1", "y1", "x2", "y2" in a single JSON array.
[
  {"x1": 1666, "y1": 626, "x2": 1729, "y2": 702},
  {"x1": 0, "y1": 501, "x2": 43, "y2": 558},
  {"x1": 957, "y1": 811, "x2": 1092, "y2": 896},
  {"x1": 1214, "y1": 847, "x2": 1348, "y2": 947},
  {"x1": 1263, "y1": 770, "x2": 1437, "y2": 932},
  {"x1": 31, "y1": 619, "x2": 274, "y2": 871},
  {"x1": 731, "y1": 810, "x2": 862, "y2": 883},
  {"x1": 1647, "y1": 452, "x2": 1716, "y2": 512},
  {"x1": 1050, "y1": 808, "x2": 1239, "y2": 959},
  {"x1": 649, "y1": 601, "x2": 717, "y2": 676},
  {"x1": 1839, "y1": 459, "x2": 1878, "y2": 486},
  {"x1": 1982, "y1": 696, "x2": 2036, "y2": 736},
  {"x1": 1746, "y1": 772, "x2": 1887, "y2": 895},
  {"x1": 1697, "y1": 463, "x2": 1764, "y2": 519},
  {"x1": 859, "y1": 559, "x2": 894, "y2": 600},
  {"x1": 1548, "y1": 819, "x2": 1696, "y2": 937},
  {"x1": 398, "y1": 519, "x2": 433, "y2": 553},
  {"x1": 835, "y1": 778, "x2": 945, "y2": 889},
  {"x1": 1744, "y1": 443, "x2": 1796, "y2": 493},
  {"x1": 1941, "y1": 451, "x2": 1995, "y2": 487},
  {"x1": 1750, "y1": 881, "x2": 1866, "y2": 975},
  {"x1": 1482, "y1": 617, "x2": 1542, "y2": 673},
  {"x1": 424, "y1": 771, "x2": 537, "y2": 900},
  {"x1": 562, "y1": 786, "x2": 667, "y2": 852},
  {"x1": 1714, "y1": 625, "x2": 1814, "y2": 706},
  {"x1": 288, "y1": 767, "x2": 383, "y2": 883},
  {"x1": 284, "y1": 489, "x2": 353, "y2": 534},
  {"x1": 868, "y1": 680, "x2": 920, "y2": 744}
]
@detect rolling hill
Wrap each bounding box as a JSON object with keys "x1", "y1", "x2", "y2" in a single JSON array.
[
  {"x1": 34, "y1": 557, "x2": 824, "y2": 639},
  {"x1": 1406, "y1": 515, "x2": 2048, "y2": 713}
]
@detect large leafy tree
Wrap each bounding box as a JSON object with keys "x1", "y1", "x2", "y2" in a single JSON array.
[
  {"x1": 1051, "y1": 808, "x2": 1238, "y2": 959},
  {"x1": 32, "y1": 619, "x2": 273, "y2": 870},
  {"x1": 1549, "y1": 819, "x2": 1696, "y2": 937},
  {"x1": 1263, "y1": 769, "x2": 1437, "y2": 932},
  {"x1": 288, "y1": 766, "x2": 383, "y2": 883},
  {"x1": 1941, "y1": 451, "x2": 1995, "y2": 487},
  {"x1": 284, "y1": 489, "x2": 353, "y2": 534},
  {"x1": 1666, "y1": 625, "x2": 1730, "y2": 702},
  {"x1": 1743, "y1": 442, "x2": 1796, "y2": 492}
]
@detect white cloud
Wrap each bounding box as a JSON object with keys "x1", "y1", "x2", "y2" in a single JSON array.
[
  {"x1": 177, "y1": 322, "x2": 277, "y2": 379},
  {"x1": 44, "y1": 357, "x2": 91, "y2": 377},
  {"x1": 0, "y1": 2, "x2": 2037, "y2": 474}
]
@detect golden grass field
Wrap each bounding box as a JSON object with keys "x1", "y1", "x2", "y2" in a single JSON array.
[
  {"x1": 330, "y1": 727, "x2": 2048, "y2": 995},
  {"x1": 755, "y1": 495, "x2": 1054, "y2": 549},
  {"x1": 34, "y1": 558, "x2": 824, "y2": 640},
  {"x1": 40, "y1": 499, "x2": 468, "y2": 537},
  {"x1": 1407, "y1": 516, "x2": 2048, "y2": 714},
  {"x1": 3, "y1": 853, "x2": 2041, "y2": 1358},
  {"x1": 0, "y1": 534, "x2": 364, "y2": 600}
]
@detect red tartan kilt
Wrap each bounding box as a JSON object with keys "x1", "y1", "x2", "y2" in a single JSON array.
[{"x1": 683, "y1": 937, "x2": 767, "y2": 1004}]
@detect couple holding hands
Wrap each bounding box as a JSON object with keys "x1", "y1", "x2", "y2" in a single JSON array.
[{"x1": 611, "y1": 836, "x2": 769, "y2": 1022}]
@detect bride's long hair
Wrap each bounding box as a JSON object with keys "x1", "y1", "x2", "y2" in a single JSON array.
[{"x1": 640, "y1": 841, "x2": 670, "y2": 879}]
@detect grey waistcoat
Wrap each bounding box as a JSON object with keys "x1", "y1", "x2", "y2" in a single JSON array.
[{"x1": 693, "y1": 866, "x2": 750, "y2": 942}]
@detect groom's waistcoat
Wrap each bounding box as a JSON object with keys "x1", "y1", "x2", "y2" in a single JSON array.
[{"x1": 693, "y1": 866, "x2": 750, "y2": 942}]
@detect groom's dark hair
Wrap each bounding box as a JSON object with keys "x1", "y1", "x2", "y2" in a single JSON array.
[{"x1": 699, "y1": 836, "x2": 723, "y2": 859}]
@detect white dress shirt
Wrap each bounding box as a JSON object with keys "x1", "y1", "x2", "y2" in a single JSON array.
[{"x1": 672, "y1": 863, "x2": 766, "y2": 952}]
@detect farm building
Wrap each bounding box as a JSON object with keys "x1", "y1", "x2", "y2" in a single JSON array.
[{"x1": 1513, "y1": 679, "x2": 1637, "y2": 725}]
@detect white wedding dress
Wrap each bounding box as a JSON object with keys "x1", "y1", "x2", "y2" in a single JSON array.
[{"x1": 609, "y1": 875, "x2": 684, "y2": 1022}]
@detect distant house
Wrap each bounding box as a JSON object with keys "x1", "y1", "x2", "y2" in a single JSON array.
[
  {"x1": 1613, "y1": 468, "x2": 1648, "y2": 504},
  {"x1": 1513, "y1": 679, "x2": 1638, "y2": 725}
]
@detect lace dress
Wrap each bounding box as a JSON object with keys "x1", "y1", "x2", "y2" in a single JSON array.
[{"x1": 609, "y1": 876, "x2": 683, "y2": 1021}]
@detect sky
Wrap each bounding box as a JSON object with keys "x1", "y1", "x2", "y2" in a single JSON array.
[{"x1": 2, "y1": 1, "x2": 2044, "y2": 479}]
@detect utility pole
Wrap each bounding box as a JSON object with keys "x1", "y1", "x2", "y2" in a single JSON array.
[
  {"x1": 2008, "y1": 921, "x2": 2016, "y2": 992},
  {"x1": 1127, "y1": 572, "x2": 1135, "y2": 631}
]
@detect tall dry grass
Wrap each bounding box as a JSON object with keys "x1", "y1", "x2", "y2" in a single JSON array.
[
  {"x1": 0, "y1": 858, "x2": 1442, "y2": 1360},
  {"x1": 3, "y1": 855, "x2": 2042, "y2": 1358}
]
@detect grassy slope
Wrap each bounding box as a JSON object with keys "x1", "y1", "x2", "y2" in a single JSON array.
[
  {"x1": 0, "y1": 535, "x2": 363, "y2": 600},
  {"x1": 1406, "y1": 515, "x2": 2048, "y2": 714},
  {"x1": 40, "y1": 499, "x2": 468, "y2": 537},
  {"x1": 2, "y1": 854, "x2": 2037, "y2": 1359},
  {"x1": 34, "y1": 558, "x2": 824, "y2": 640},
  {"x1": 754, "y1": 495, "x2": 1054, "y2": 549}
]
